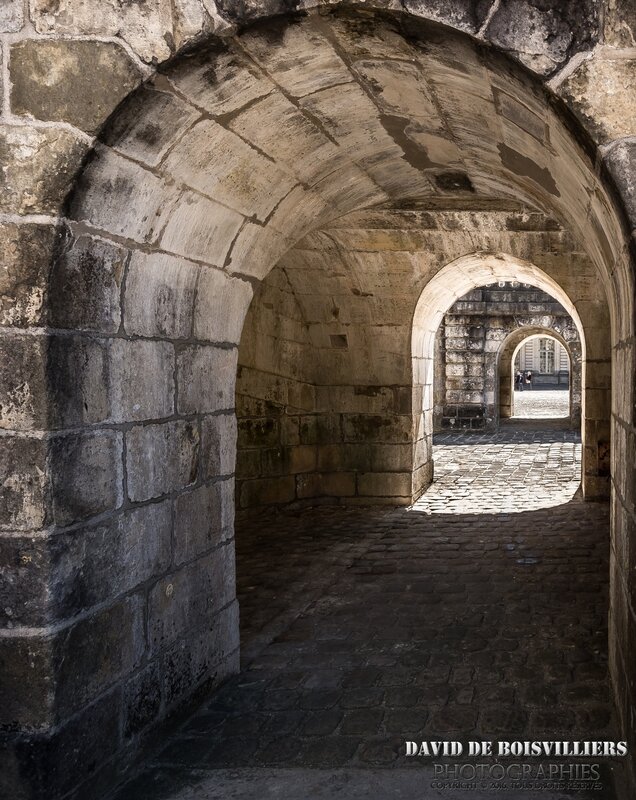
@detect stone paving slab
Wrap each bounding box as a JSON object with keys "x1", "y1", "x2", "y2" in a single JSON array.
[
  {"x1": 112, "y1": 430, "x2": 617, "y2": 800},
  {"x1": 511, "y1": 389, "x2": 570, "y2": 419}
]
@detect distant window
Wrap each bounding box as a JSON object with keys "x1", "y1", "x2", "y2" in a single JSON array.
[{"x1": 539, "y1": 338, "x2": 555, "y2": 373}]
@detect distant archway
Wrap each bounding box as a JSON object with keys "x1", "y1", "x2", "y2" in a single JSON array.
[{"x1": 499, "y1": 328, "x2": 581, "y2": 428}]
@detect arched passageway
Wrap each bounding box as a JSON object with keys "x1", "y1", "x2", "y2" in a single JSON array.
[
  {"x1": 432, "y1": 282, "x2": 581, "y2": 432},
  {"x1": 1, "y1": 7, "x2": 635, "y2": 800},
  {"x1": 500, "y1": 328, "x2": 581, "y2": 428}
]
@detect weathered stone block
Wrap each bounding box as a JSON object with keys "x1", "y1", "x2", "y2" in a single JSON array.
[
  {"x1": 604, "y1": 141, "x2": 636, "y2": 232},
  {"x1": 342, "y1": 414, "x2": 412, "y2": 444},
  {"x1": 358, "y1": 471, "x2": 412, "y2": 497},
  {"x1": 69, "y1": 146, "x2": 173, "y2": 243},
  {"x1": 0, "y1": 334, "x2": 47, "y2": 430},
  {"x1": 10, "y1": 40, "x2": 140, "y2": 134},
  {"x1": 289, "y1": 444, "x2": 317, "y2": 473},
  {"x1": 238, "y1": 416, "x2": 278, "y2": 448},
  {"x1": 30, "y1": 0, "x2": 174, "y2": 63},
  {"x1": 148, "y1": 544, "x2": 235, "y2": 651},
  {"x1": 201, "y1": 413, "x2": 237, "y2": 477},
  {"x1": 0, "y1": 125, "x2": 87, "y2": 215},
  {"x1": 48, "y1": 234, "x2": 126, "y2": 334},
  {"x1": 126, "y1": 420, "x2": 199, "y2": 502},
  {"x1": 103, "y1": 85, "x2": 200, "y2": 167},
  {"x1": 162, "y1": 119, "x2": 296, "y2": 221},
  {"x1": 4, "y1": 687, "x2": 121, "y2": 799},
  {"x1": 194, "y1": 268, "x2": 253, "y2": 344},
  {"x1": 604, "y1": 0, "x2": 636, "y2": 47},
  {"x1": 124, "y1": 252, "x2": 198, "y2": 339},
  {"x1": 297, "y1": 471, "x2": 356, "y2": 498},
  {"x1": 0, "y1": 435, "x2": 49, "y2": 531},
  {"x1": 48, "y1": 335, "x2": 110, "y2": 428},
  {"x1": 165, "y1": 42, "x2": 272, "y2": 115},
  {"x1": 485, "y1": 0, "x2": 599, "y2": 76},
  {"x1": 0, "y1": 223, "x2": 57, "y2": 327},
  {"x1": 123, "y1": 660, "x2": 161, "y2": 739},
  {"x1": 50, "y1": 431, "x2": 122, "y2": 527},
  {"x1": 54, "y1": 595, "x2": 145, "y2": 719},
  {"x1": 0, "y1": 0, "x2": 23, "y2": 31},
  {"x1": 5, "y1": 503, "x2": 171, "y2": 627},
  {"x1": 401, "y1": 0, "x2": 490, "y2": 35},
  {"x1": 159, "y1": 191, "x2": 244, "y2": 267},
  {"x1": 177, "y1": 345, "x2": 237, "y2": 414},
  {"x1": 173, "y1": 479, "x2": 233, "y2": 565},
  {"x1": 109, "y1": 339, "x2": 174, "y2": 423},
  {"x1": 161, "y1": 599, "x2": 239, "y2": 710},
  {"x1": 0, "y1": 634, "x2": 53, "y2": 729},
  {"x1": 558, "y1": 56, "x2": 636, "y2": 144},
  {"x1": 239, "y1": 476, "x2": 296, "y2": 507}
]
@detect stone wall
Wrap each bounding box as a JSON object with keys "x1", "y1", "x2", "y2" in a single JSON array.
[
  {"x1": 434, "y1": 283, "x2": 582, "y2": 431},
  {"x1": 0, "y1": 5, "x2": 634, "y2": 799}
]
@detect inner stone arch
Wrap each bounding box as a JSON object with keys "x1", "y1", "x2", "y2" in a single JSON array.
[
  {"x1": 500, "y1": 327, "x2": 581, "y2": 427},
  {"x1": 433, "y1": 282, "x2": 583, "y2": 433},
  {"x1": 5, "y1": 7, "x2": 633, "y2": 799}
]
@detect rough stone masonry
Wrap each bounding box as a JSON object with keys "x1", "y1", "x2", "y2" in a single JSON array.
[{"x1": 0, "y1": 2, "x2": 635, "y2": 800}]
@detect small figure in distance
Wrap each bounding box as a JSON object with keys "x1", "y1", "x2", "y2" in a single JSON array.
[{"x1": 525, "y1": 370, "x2": 533, "y2": 390}]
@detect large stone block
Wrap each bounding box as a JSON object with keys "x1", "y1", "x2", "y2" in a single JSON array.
[
  {"x1": 162, "y1": 119, "x2": 296, "y2": 221},
  {"x1": 103, "y1": 85, "x2": 200, "y2": 167},
  {"x1": 193, "y1": 268, "x2": 253, "y2": 344},
  {"x1": 148, "y1": 544, "x2": 235, "y2": 651},
  {"x1": 0, "y1": 502, "x2": 172, "y2": 627},
  {"x1": 50, "y1": 431, "x2": 122, "y2": 527},
  {"x1": 296, "y1": 471, "x2": 356, "y2": 499},
  {"x1": 109, "y1": 339, "x2": 174, "y2": 423},
  {"x1": 357, "y1": 471, "x2": 412, "y2": 498},
  {"x1": 123, "y1": 660, "x2": 161, "y2": 739},
  {"x1": 30, "y1": 0, "x2": 175, "y2": 63},
  {"x1": 401, "y1": 0, "x2": 490, "y2": 35},
  {"x1": 53, "y1": 595, "x2": 145, "y2": 719},
  {"x1": 201, "y1": 413, "x2": 237, "y2": 478},
  {"x1": 48, "y1": 234, "x2": 126, "y2": 334},
  {"x1": 173, "y1": 479, "x2": 234, "y2": 565},
  {"x1": 604, "y1": 0, "x2": 636, "y2": 47},
  {"x1": 10, "y1": 40, "x2": 140, "y2": 134},
  {"x1": 2, "y1": 688, "x2": 121, "y2": 800},
  {"x1": 159, "y1": 190, "x2": 244, "y2": 267},
  {"x1": 126, "y1": 420, "x2": 200, "y2": 502},
  {"x1": 604, "y1": 141, "x2": 636, "y2": 233},
  {"x1": 0, "y1": 223, "x2": 57, "y2": 328},
  {"x1": 0, "y1": 125, "x2": 87, "y2": 215},
  {"x1": 0, "y1": 334, "x2": 47, "y2": 430},
  {"x1": 165, "y1": 42, "x2": 272, "y2": 116},
  {"x1": 69, "y1": 146, "x2": 174, "y2": 243},
  {"x1": 558, "y1": 55, "x2": 636, "y2": 144},
  {"x1": 177, "y1": 345, "x2": 237, "y2": 414},
  {"x1": 161, "y1": 599, "x2": 239, "y2": 710},
  {"x1": 48, "y1": 335, "x2": 110, "y2": 428},
  {"x1": 0, "y1": 435, "x2": 49, "y2": 531},
  {"x1": 0, "y1": 0, "x2": 23, "y2": 31},
  {"x1": 123, "y1": 251, "x2": 198, "y2": 339},
  {"x1": 485, "y1": 0, "x2": 600, "y2": 76},
  {"x1": 0, "y1": 634, "x2": 53, "y2": 730},
  {"x1": 239, "y1": 475, "x2": 296, "y2": 507}
]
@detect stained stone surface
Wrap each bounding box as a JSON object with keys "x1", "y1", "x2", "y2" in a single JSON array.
[{"x1": 112, "y1": 427, "x2": 618, "y2": 800}]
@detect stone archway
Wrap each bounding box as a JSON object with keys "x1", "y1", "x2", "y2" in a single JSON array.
[
  {"x1": 1, "y1": 8, "x2": 635, "y2": 799},
  {"x1": 499, "y1": 327, "x2": 582, "y2": 428}
]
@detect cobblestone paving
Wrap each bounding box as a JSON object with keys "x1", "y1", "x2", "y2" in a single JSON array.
[
  {"x1": 513, "y1": 388, "x2": 570, "y2": 418},
  {"x1": 114, "y1": 430, "x2": 617, "y2": 800}
]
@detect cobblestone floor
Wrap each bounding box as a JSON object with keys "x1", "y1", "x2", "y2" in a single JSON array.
[
  {"x1": 512, "y1": 388, "x2": 570, "y2": 418},
  {"x1": 114, "y1": 429, "x2": 618, "y2": 800}
]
